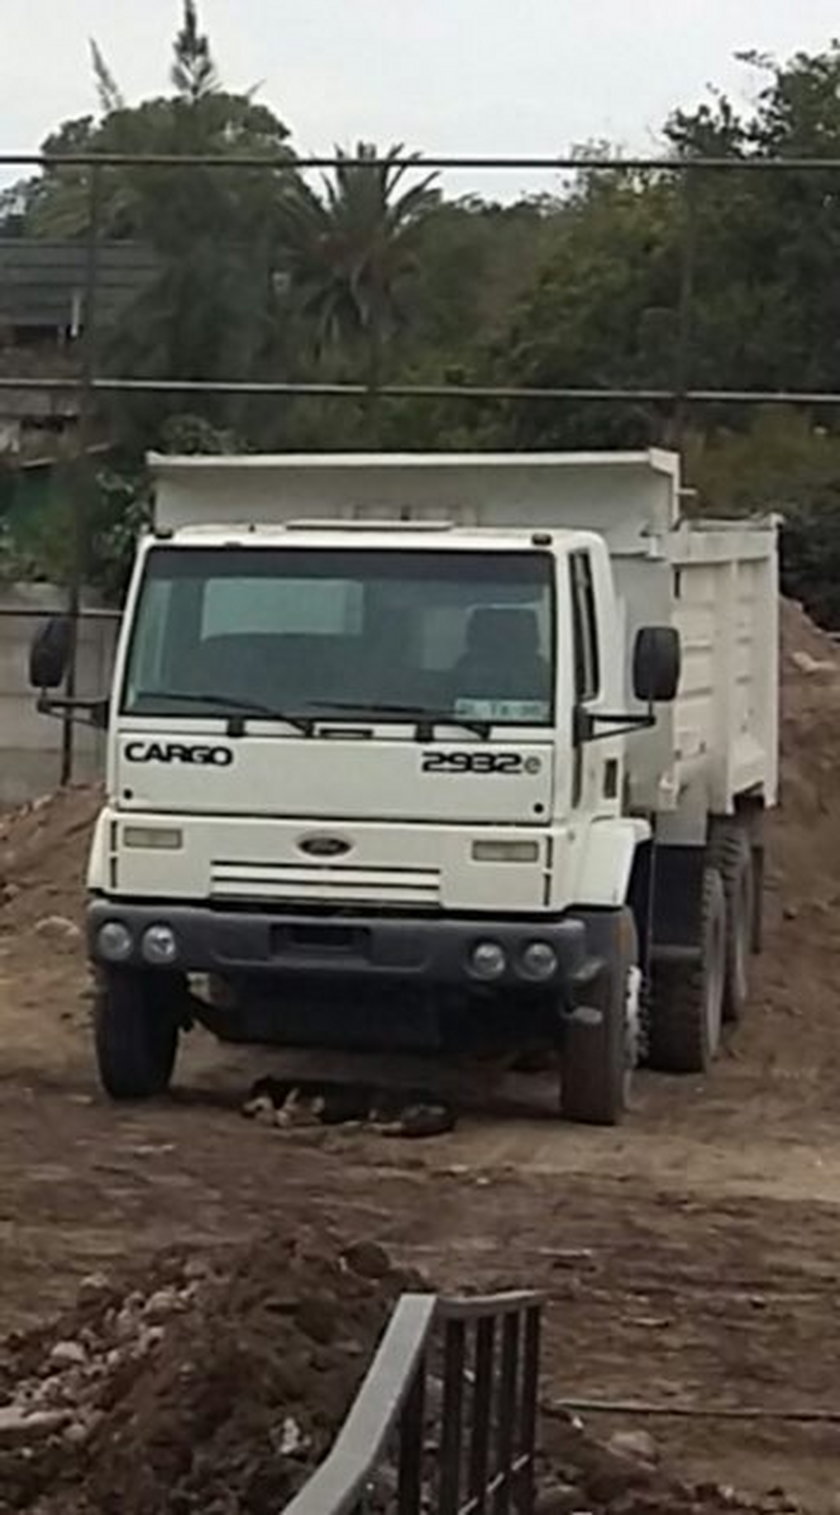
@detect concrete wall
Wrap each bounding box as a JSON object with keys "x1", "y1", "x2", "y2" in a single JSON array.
[{"x1": 0, "y1": 583, "x2": 119, "y2": 805}]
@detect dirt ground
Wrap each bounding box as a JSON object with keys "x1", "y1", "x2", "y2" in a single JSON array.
[{"x1": 2, "y1": 599, "x2": 840, "y2": 1511}]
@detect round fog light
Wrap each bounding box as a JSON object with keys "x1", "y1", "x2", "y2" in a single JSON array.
[
  {"x1": 470, "y1": 940, "x2": 507, "y2": 981},
  {"x1": 521, "y1": 941, "x2": 558, "y2": 982},
  {"x1": 97, "y1": 921, "x2": 133, "y2": 964},
  {"x1": 142, "y1": 924, "x2": 178, "y2": 967}
]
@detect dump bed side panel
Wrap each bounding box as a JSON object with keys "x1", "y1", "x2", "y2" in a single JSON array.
[{"x1": 669, "y1": 526, "x2": 778, "y2": 816}]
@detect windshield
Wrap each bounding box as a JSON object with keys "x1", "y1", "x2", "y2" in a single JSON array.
[{"x1": 122, "y1": 546, "x2": 555, "y2": 726}]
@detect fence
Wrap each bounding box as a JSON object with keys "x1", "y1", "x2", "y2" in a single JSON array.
[
  {"x1": 0, "y1": 590, "x2": 118, "y2": 803},
  {"x1": 282, "y1": 1290, "x2": 543, "y2": 1515},
  {"x1": 2, "y1": 147, "x2": 839, "y2": 783}
]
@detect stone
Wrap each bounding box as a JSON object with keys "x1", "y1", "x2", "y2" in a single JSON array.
[
  {"x1": 0, "y1": 1405, "x2": 69, "y2": 1445},
  {"x1": 791, "y1": 650, "x2": 836, "y2": 675},
  {"x1": 607, "y1": 1428, "x2": 658, "y2": 1464},
  {"x1": 342, "y1": 1240, "x2": 391, "y2": 1279},
  {"x1": 62, "y1": 1420, "x2": 93, "y2": 1447},
  {"x1": 279, "y1": 1416, "x2": 306, "y2": 1456},
  {"x1": 135, "y1": 1325, "x2": 165, "y2": 1355},
  {"x1": 77, "y1": 1272, "x2": 111, "y2": 1309},
  {"x1": 143, "y1": 1288, "x2": 179, "y2": 1322},
  {"x1": 535, "y1": 1483, "x2": 585, "y2": 1515},
  {"x1": 33, "y1": 915, "x2": 81, "y2": 943},
  {"x1": 114, "y1": 1306, "x2": 139, "y2": 1342},
  {"x1": 48, "y1": 1340, "x2": 87, "y2": 1369}
]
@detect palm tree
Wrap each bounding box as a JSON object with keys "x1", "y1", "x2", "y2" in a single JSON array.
[{"x1": 286, "y1": 143, "x2": 439, "y2": 402}]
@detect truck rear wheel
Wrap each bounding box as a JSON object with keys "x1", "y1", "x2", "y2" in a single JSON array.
[
  {"x1": 560, "y1": 909, "x2": 638, "y2": 1127},
  {"x1": 710, "y1": 823, "x2": 754, "y2": 1023},
  {"x1": 649, "y1": 866, "x2": 726, "y2": 1074},
  {"x1": 94, "y1": 969, "x2": 180, "y2": 1100}
]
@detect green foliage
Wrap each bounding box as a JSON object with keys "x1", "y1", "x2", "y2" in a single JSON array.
[
  {"x1": 11, "y1": 16, "x2": 840, "y2": 624},
  {"x1": 171, "y1": 0, "x2": 219, "y2": 101},
  {"x1": 683, "y1": 410, "x2": 840, "y2": 628},
  {"x1": 283, "y1": 142, "x2": 440, "y2": 432}
]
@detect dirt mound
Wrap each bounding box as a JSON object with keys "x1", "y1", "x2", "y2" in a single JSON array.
[
  {"x1": 774, "y1": 599, "x2": 840, "y2": 898},
  {"x1": 0, "y1": 1228, "x2": 415, "y2": 1515},
  {"x1": 539, "y1": 1411, "x2": 803, "y2": 1515},
  {"x1": 0, "y1": 786, "x2": 101, "y2": 932},
  {"x1": 733, "y1": 600, "x2": 840, "y2": 1088},
  {"x1": 0, "y1": 1227, "x2": 803, "y2": 1515}
]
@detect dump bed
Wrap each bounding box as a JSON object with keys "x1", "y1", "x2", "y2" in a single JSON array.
[{"x1": 149, "y1": 448, "x2": 778, "y2": 819}]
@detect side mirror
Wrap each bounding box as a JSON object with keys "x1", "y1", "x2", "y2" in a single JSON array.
[
  {"x1": 633, "y1": 626, "x2": 681, "y2": 704},
  {"x1": 29, "y1": 616, "x2": 72, "y2": 691}
]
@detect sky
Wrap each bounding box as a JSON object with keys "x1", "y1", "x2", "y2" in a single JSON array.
[{"x1": 3, "y1": 0, "x2": 840, "y2": 198}]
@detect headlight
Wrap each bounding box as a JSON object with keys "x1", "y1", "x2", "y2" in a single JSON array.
[
  {"x1": 141, "y1": 924, "x2": 178, "y2": 967},
  {"x1": 97, "y1": 921, "x2": 133, "y2": 963},
  {"x1": 472, "y1": 840, "x2": 540, "y2": 863},
  {"x1": 469, "y1": 941, "x2": 507, "y2": 981},
  {"x1": 123, "y1": 826, "x2": 183, "y2": 851},
  {"x1": 520, "y1": 941, "x2": 558, "y2": 982}
]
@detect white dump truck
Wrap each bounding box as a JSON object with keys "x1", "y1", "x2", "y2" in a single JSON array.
[{"x1": 30, "y1": 450, "x2": 778, "y2": 1124}]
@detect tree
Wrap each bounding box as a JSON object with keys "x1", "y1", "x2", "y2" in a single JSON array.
[
  {"x1": 9, "y1": 2, "x2": 304, "y2": 448},
  {"x1": 285, "y1": 144, "x2": 439, "y2": 397},
  {"x1": 171, "y1": 0, "x2": 219, "y2": 101},
  {"x1": 90, "y1": 40, "x2": 124, "y2": 115}
]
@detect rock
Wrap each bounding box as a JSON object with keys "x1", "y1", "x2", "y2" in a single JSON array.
[
  {"x1": 144, "y1": 1288, "x2": 179, "y2": 1322},
  {"x1": 62, "y1": 1419, "x2": 93, "y2": 1447},
  {"x1": 77, "y1": 1271, "x2": 111, "y2": 1309},
  {"x1": 114, "y1": 1306, "x2": 140, "y2": 1342},
  {"x1": 183, "y1": 1258, "x2": 211, "y2": 1284},
  {"x1": 49, "y1": 1340, "x2": 87, "y2": 1369},
  {"x1": 342, "y1": 1240, "x2": 391, "y2": 1279},
  {"x1": 135, "y1": 1325, "x2": 165, "y2": 1355},
  {"x1": 791, "y1": 650, "x2": 836, "y2": 675},
  {"x1": 607, "y1": 1428, "x2": 659, "y2": 1465},
  {"x1": 535, "y1": 1483, "x2": 584, "y2": 1515},
  {"x1": 0, "y1": 1405, "x2": 69, "y2": 1445},
  {"x1": 33, "y1": 1374, "x2": 66, "y2": 1407},
  {"x1": 33, "y1": 915, "x2": 81, "y2": 943},
  {"x1": 279, "y1": 1415, "x2": 306, "y2": 1456}
]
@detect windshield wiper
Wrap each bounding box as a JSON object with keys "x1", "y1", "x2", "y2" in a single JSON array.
[
  {"x1": 133, "y1": 690, "x2": 314, "y2": 736},
  {"x1": 306, "y1": 700, "x2": 492, "y2": 740}
]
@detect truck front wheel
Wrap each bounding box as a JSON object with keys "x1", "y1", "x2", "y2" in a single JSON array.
[
  {"x1": 94, "y1": 969, "x2": 181, "y2": 1100},
  {"x1": 649, "y1": 867, "x2": 726, "y2": 1074},
  {"x1": 559, "y1": 909, "x2": 639, "y2": 1126}
]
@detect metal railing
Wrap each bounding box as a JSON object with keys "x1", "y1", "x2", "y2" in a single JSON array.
[{"x1": 282, "y1": 1290, "x2": 543, "y2": 1515}]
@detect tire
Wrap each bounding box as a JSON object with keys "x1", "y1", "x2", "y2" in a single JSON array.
[
  {"x1": 649, "y1": 867, "x2": 726, "y2": 1074},
  {"x1": 94, "y1": 970, "x2": 180, "y2": 1100},
  {"x1": 560, "y1": 909, "x2": 639, "y2": 1127},
  {"x1": 710, "y1": 823, "x2": 754, "y2": 1023}
]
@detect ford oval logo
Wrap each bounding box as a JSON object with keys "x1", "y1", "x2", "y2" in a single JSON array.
[{"x1": 298, "y1": 834, "x2": 353, "y2": 859}]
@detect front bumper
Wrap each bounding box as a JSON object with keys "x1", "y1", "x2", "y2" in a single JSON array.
[{"x1": 87, "y1": 898, "x2": 594, "y2": 994}]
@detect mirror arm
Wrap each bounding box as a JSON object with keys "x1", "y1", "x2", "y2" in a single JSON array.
[
  {"x1": 37, "y1": 693, "x2": 109, "y2": 731},
  {"x1": 575, "y1": 705, "x2": 657, "y2": 744}
]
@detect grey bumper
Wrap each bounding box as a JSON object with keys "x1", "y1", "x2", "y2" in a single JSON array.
[{"x1": 87, "y1": 898, "x2": 596, "y2": 993}]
